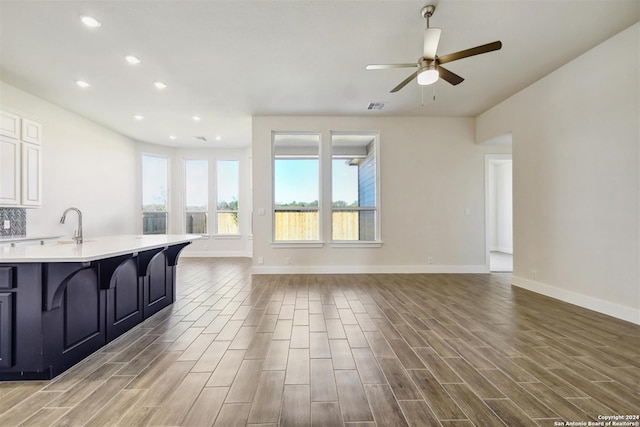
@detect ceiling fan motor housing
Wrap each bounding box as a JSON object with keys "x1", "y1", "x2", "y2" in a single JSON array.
[{"x1": 418, "y1": 57, "x2": 437, "y2": 72}]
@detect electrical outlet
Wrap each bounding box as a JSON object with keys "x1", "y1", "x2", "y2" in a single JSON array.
[
  {"x1": 3, "y1": 220, "x2": 10, "y2": 230},
  {"x1": 258, "y1": 256, "x2": 264, "y2": 265},
  {"x1": 428, "y1": 256, "x2": 433, "y2": 264},
  {"x1": 285, "y1": 257, "x2": 291, "y2": 265},
  {"x1": 532, "y1": 269, "x2": 537, "y2": 279}
]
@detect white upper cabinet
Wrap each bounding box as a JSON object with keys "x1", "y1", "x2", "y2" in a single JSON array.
[
  {"x1": 21, "y1": 142, "x2": 41, "y2": 206},
  {"x1": 0, "y1": 110, "x2": 20, "y2": 140},
  {"x1": 0, "y1": 110, "x2": 42, "y2": 207},
  {"x1": 21, "y1": 118, "x2": 42, "y2": 145},
  {"x1": 0, "y1": 137, "x2": 20, "y2": 205}
]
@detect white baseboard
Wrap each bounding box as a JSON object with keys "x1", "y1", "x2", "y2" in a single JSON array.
[
  {"x1": 252, "y1": 264, "x2": 490, "y2": 275},
  {"x1": 181, "y1": 251, "x2": 252, "y2": 258},
  {"x1": 512, "y1": 275, "x2": 640, "y2": 325}
]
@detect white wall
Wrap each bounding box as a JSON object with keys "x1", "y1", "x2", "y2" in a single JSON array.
[
  {"x1": 488, "y1": 163, "x2": 498, "y2": 249},
  {"x1": 476, "y1": 23, "x2": 639, "y2": 323},
  {"x1": 252, "y1": 116, "x2": 510, "y2": 273},
  {"x1": 135, "y1": 142, "x2": 253, "y2": 257},
  {"x1": 0, "y1": 80, "x2": 136, "y2": 238},
  {"x1": 495, "y1": 161, "x2": 513, "y2": 253}
]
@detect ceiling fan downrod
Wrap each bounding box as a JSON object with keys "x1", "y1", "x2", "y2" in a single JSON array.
[{"x1": 421, "y1": 5, "x2": 436, "y2": 28}]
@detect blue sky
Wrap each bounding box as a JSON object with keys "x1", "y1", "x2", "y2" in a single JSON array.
[
  {"x1": 274, "y1": 159, "x2": 358, "y2": 205},
  {"x1": 144, "y1": 155, "x2": 356, "y2": 208},
  {"x1": 142, "y1": 155, "x2": 167, "y2": 208},
  {"x1": 184, "y1": 160, "x2": 239, "y2": 208},
  {"x1": 185, "y1": 160, "x2": 208, "y2": 209},
  {"x1": 217, "y1": 160, "x2": 239, "y2": 203}
]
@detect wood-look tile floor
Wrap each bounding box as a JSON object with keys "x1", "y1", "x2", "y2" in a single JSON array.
[{"x1": 1, "y1": 257, "x2": 638, "y2": 426}]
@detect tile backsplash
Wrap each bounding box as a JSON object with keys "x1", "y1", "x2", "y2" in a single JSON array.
[{"x1": 0, "y1": 208, "x2": 27, "y2": 238}]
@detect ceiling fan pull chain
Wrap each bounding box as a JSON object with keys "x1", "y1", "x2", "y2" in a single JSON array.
[
  {"x1": 433, "y1": 84, "x2": 437, "y2": 101},
  {"x1": 421, "y1": 85, "x2": 425, "y2": 106}
]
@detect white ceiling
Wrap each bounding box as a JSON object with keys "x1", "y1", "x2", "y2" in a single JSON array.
[{"x1": 1, "y1": 1, "x2": 638, "y2": 148}]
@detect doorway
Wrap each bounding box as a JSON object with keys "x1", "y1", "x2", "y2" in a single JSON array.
[{"x1": 485, "y1": 154, "x2": 513, "y2": 272}]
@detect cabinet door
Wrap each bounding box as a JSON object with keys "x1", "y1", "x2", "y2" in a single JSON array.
[
  {"x1": 21, "y1": 118, "x2": 42, "y2": 145},
  {"x1": 0, "y1": 138, "x2": 20, "y2": 205},
  {"x1": 0, "y1": 293, "x2": 13, "y2": 368},
  {"x1": 0, "y1": 110, "x2": 20, "y2": 140},
  {"x1": 21, "y1": 142, "x2": 41, "y2": 206}
]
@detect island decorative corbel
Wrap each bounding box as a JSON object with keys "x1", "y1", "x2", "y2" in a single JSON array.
[{"x1": 43, "y1": 262, "x2": 92, "y2": 311}]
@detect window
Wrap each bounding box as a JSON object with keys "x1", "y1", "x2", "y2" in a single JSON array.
[
  {"x1": 184, "y1": 159, "x2": 208, "y2": 234},
  {"x1": 273, "y1": 133, "x2": 320, "y2": 241},
  {"x1": 142, "y1": 154, "x2": 169, "y2": 234},
  {"x1": 331, "y1": 133, "x2": 379, "y2": 241},
  {"x1": 216, "y1": 160, "x2": 239, "y2": 235}
]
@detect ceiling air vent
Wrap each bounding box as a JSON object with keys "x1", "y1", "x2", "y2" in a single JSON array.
[
  {"x1": 193, "y1": 136, "x2": 208, "y2": 142},
  {"x1": 366, "y1": 102, "x2": 387, "y2": 111}
]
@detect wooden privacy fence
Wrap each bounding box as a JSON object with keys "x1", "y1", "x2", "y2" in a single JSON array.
[{"x1": 274, "y1": 211, "x2": 358, "y2": 240}]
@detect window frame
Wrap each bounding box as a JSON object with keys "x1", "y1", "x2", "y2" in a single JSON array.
[
  {"x1": 183, "y1": 158, "x2": 209, "y2": 236},
  {"x1": 141, "y1": 153, "x2": 170, "y2": 235},
  {"x1": 215, "y1": 158, "x2": 240, "y2": 237},
  {"x1": 330, "y1": 131, "x2": 382, "y2": 246},
  {"x1": 271, "y1": 131, "x2": 323, "y2": 245}
]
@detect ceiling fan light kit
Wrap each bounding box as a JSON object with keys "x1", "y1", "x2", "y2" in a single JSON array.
[
  {"x1": 417, "y1": 59, "x2": 439, "y2": 85},
  {"x1": 417, "y1": 68, "x2": 439, "y2": 85},
  {"x1": 366, "y1": 4, "x2": 502, "y2": 93}
]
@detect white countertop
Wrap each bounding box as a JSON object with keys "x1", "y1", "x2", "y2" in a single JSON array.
[
  {"x1": 0, "y1": 234, "x2": 200, "y2": 263},
  {"x1": 0, "y1": 235, "x2": 62, "y2": 243}
]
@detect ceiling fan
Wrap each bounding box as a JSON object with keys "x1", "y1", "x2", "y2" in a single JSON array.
[{"x1": 366, "y1": 4, "x2": 502, "y2": 93}]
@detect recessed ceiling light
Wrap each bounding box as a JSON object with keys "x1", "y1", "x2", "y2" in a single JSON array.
[
  {"x1": 133, "y1": 115, "x2": 144, "y2": 121},
  {"x1": 215, "y1": 136, "x2": 222, "y2": 141},
  {"x1": 154, "y1": 81, "x2": 167, "y2": 90},
  {"x1": 169, "y1": 135, "x2": 176, "y2": 140},
  {"x1": 192, "y1": 116, "x2": 201, "y2": 121},
  {"x1": 80, "y1": 15, "x2": 101, "y2": 28},
  {"x1": 125, "y1": 55, "x2": 141, "y2": 65},
  {"x1": 76, "y1": 80, "x2": 90, "y2": 88}
]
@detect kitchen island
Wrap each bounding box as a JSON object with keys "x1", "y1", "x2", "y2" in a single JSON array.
[{"x1": 0, "y1": 235, "x2": 198, "y2": 380}]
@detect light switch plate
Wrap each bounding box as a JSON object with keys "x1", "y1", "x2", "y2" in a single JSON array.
[{"x1": 3, "y1": 220, "x2": 10, "y2": 230}]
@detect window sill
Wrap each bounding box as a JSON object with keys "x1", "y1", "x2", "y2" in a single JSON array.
[
  {"x1": 213, "y1": 234, "x2": 242, "y2": 240},
  {"x1": 271, "y1": 242, "x2": 324, "y2": 249},
  {"x1": 330, "y1": 241, "x2": 383, "y2": 248}
]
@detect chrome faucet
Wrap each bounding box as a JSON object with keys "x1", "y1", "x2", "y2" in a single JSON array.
[{"x1": 60, "y1": 207, "x2": 83, "y2": 244}]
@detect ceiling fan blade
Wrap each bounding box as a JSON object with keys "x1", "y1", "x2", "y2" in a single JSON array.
[
  {"x1": 390, "y1": 71, "x2": 418, "y2": 93},
  {"x1": 438, "y1": 66, "x2": 464, "y2": 86},
  {"x1": 366, "y1": 63, "x2": 416, "y2": 70},
  {"x1": 437, "y1": 41, "x2": 502, "y2": 65},
  {"x1": 423, "y1": 28, "x2": 441, "y2": 60}
]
